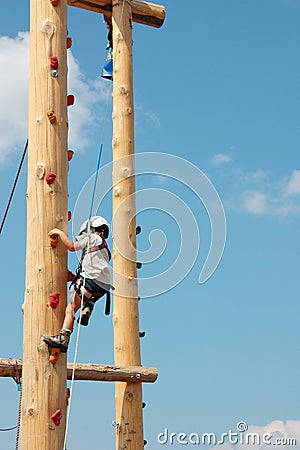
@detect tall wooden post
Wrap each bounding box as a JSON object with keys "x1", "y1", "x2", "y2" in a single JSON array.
[
  {"x1": 20, "y1": 0, "x2": 68, "y2": 449},
  {"x1": 112, "y1": 1, "x2": 143, "y2": 448}
]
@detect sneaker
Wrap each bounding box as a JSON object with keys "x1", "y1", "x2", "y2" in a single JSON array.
[
  {"x1": 77, "y1": 303, "x2": 94, "y2": 326},
  {"x1": 43, "y1": 330, "x2": 70, "y2": 353}
]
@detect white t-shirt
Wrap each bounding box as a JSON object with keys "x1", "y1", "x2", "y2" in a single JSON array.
[{"x1": 76, "y1": 232, "x2": 111, "y2": 289}]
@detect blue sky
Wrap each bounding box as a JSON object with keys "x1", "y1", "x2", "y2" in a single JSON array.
[{"x1": 1, "y1": 0, "x2": 300, "y2": 448}]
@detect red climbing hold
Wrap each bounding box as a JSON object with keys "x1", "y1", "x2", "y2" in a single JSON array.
[
  {"x1": 51, "y1": 409, "x2": 63, "y2": 426},
  {"x1": 67, "y1": 37, "x2": 72, "y2": 49},
  {"x1": 68, "y1": 211, "x2": 72, "y2": 221},
  {"x1": 50, "y1": 0, "x2": 60, "y2": 6},
  {"x1": 50, "y1": 56, "x2": 58, "y2": 70},
  {"x1": 67, "y1": 94, "x2": 75, "y2": 106},
  {"x1": 45, "y1": 173, "x2": 56, "y2": 185},
  {"x1": 49, "y1": 292, "x2": 60, "y2": 309}
]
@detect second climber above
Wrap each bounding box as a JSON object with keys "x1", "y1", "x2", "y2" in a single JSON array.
[{"x1": 43, "y1": 215, "x2": 112, "y2": 353}]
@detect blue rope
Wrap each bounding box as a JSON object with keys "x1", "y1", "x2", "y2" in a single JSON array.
[{"x1": 89, "y1": 143, "x2": 103, "y2": 219}]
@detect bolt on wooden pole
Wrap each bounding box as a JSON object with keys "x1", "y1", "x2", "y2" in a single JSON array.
[
  {"x1": 20, "y1": 1, "x2": 68, "y2": 449},
  {"x1": 112, "y1": 1, "x2": 144, "y2": 449}
]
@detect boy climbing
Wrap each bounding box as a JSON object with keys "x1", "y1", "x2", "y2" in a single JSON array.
[{"x1": 43, "y1": 215, "x2": 111, "y2": 353}]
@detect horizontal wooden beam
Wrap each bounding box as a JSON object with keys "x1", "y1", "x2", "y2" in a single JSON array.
[
  {"x1": 0, "y1": 358, "x2": 158, "y2": 383},
  {"x1": 67, "y1": 0, "x2": 166, "y2": 28}
]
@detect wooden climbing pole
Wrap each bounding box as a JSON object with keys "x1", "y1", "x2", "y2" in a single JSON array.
[
  {"x1": 20, "y1": 1, "x2": 69, "y2": 449},
  {"x1": 0, "y1": 1, "x2": 166, "y2": 450},
  {"x1": 112, "y1": 1, "x2": 144, "y2": 448}
]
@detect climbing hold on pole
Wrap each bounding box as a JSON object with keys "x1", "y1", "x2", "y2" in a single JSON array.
[
  {"x1": 67, "y1": 150, "x2": 74, "y2": 161},
  {"x1": 66, "y1": 388, "x2": 70, "y2": 406},
  {"x1": 67, "y1": 270, "x2": 76, "y2": 283},
  {"x1": 67, "y1": 94, "x2": 75, "y2": 106},
  {"x1": 50, "y1": 0, "x2": 60, "y2": 6},
  {"x1": 51, "y1": 409, "x2": 63, "y2": 426},
  {"x1": 142, "y1": 402, "x2": 146, "y2": 408},
  {"x1": 50, "y1": 69, "x2": 58, "y2": 78},
  {"x1": 138, "y1": 296, "x2": 141, "y2": 301},
  {"x1": 139, "y1": 331, "x2": 146, "y2": 338},
  {"x1": 136, "y1": 225, "x2": 142, "y2": 235},
  {"x1": 144, "y1": 440, "x2": 148, "y2": 446},
  {"x1": 137, "y1": 262, "x2": 142, "y2": 269},
  {"x1": 67, "y1": 37, "x2": 72, "y2": 49},
  {"x1": 49, "y1": 347, "x2": 61, "y2": 365},
  {"x1": 50, "y1": 56, "x2": 58, "y2": 70},
  {"x1": 46, "y1": 110, "x2": 56, "y2": 124},
  {"x1": 49, "y1": 292, "x2": 60, "y2": 309},
  {"x1": 68, "y1": 211, "x2": 72, "y2": 221},
  {"x1": 45, "y1": 173, "x2": 56, "y2": 185},
  {"x1": 49, "y1": 234, "x2": 58, "y2": 248}
]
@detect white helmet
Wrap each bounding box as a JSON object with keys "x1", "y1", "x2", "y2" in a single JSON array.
[{"x1": 79, "y1": 216, "x2": 109, "y2": 235}]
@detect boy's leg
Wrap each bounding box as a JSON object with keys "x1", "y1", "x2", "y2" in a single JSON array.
[
  {"x1": 77, "y1": 287, "x2": 103, "y2": 326},
  {"x1": 62, "y1": 291, "x2": 82, "y2": 332},
  {"x1": 43, "y1": 291, "x2": 82, "y2": 352}
]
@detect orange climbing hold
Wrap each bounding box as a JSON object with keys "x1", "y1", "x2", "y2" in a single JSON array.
[
  {"x1": 46, "y1": 110, "x2": 56, "y2": 124},
  {"x1": 49, "y1": 347, "x2": 61, "y2": 365},
  {"x1": 49, "y1": 234, "x2": 58, "y2": 248},
  {"x1": 50, "y1": 0, "x2": 60, "y2": 6},
  {"x1": 67, "y1": 37, "x2": 72, "y2": 49},
  {"x1": 67, "y1": 150, "x2": 74, "y2": 161}
]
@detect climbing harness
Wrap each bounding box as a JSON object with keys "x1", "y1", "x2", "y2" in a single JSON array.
[
  {"x1": 83, "y1": 239, "x2": 111, "y2": 261},
  {"x1": 71, "y1": 238, "x2": 112, "y2": 316}
]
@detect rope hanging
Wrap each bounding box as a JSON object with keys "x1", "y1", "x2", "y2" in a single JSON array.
[
  {"x1": 15, "y1": 382, "x2": 22, "y2": 450},
  {"x1": 0, "y1": 379, "x2": 22, "y2": 450},
  {"x1": 0, "y1": 425, "x2": 18, "y2": 432},
  {"x1": 0, "y1": 139, "x2": 28, "y2": 235}
]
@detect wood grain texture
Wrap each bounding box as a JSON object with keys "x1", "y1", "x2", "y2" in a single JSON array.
[
  {"x1": 112, "y1": 1, "x2": 144, "y2": 448},
  {"x1": 68, "y1": 0, "x2": 166, "y2": 28},
  {"x1": 20, "y1": 1, "x2": 68, "y2": 448},
  {"x1": 0, "y1": 359, "x2": 158, "y2": 383}
]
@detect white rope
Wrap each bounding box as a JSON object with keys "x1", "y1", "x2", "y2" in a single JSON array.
[{"x1": 63, "y1": 276, "x2": 86, "y2": 450}]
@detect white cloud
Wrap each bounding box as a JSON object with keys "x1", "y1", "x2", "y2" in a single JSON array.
[
  {"x1": 135, "y1": 105, "x2": 161, "y2": 129},
  {"x1": 67, "y1": 52, "x2": 109, "y2": 151},
  {"x1": 144, "y1": 110, "x2": 161, "y2": 127},
  {"x1": 283, "y1": 170, "x2": 300, "y2": 196},
  {"x1": 222, "y1": 166, "x2": 300, "y2": 217},
  {"x1": 0, "y1": 32, "x2": 109, "y2": 166},
  {"x1": 211, "y1": 419, "x2": 300, "y2": 450},
  {"x1": 0, "y1": 32, "x2": 29, "y2": 165},
  {"x1": 212, "y1": 153, "x2": 232, "y2": 165},
  {"x1": 241, "y1": 190, "x2": 269, "y2": 214}
]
